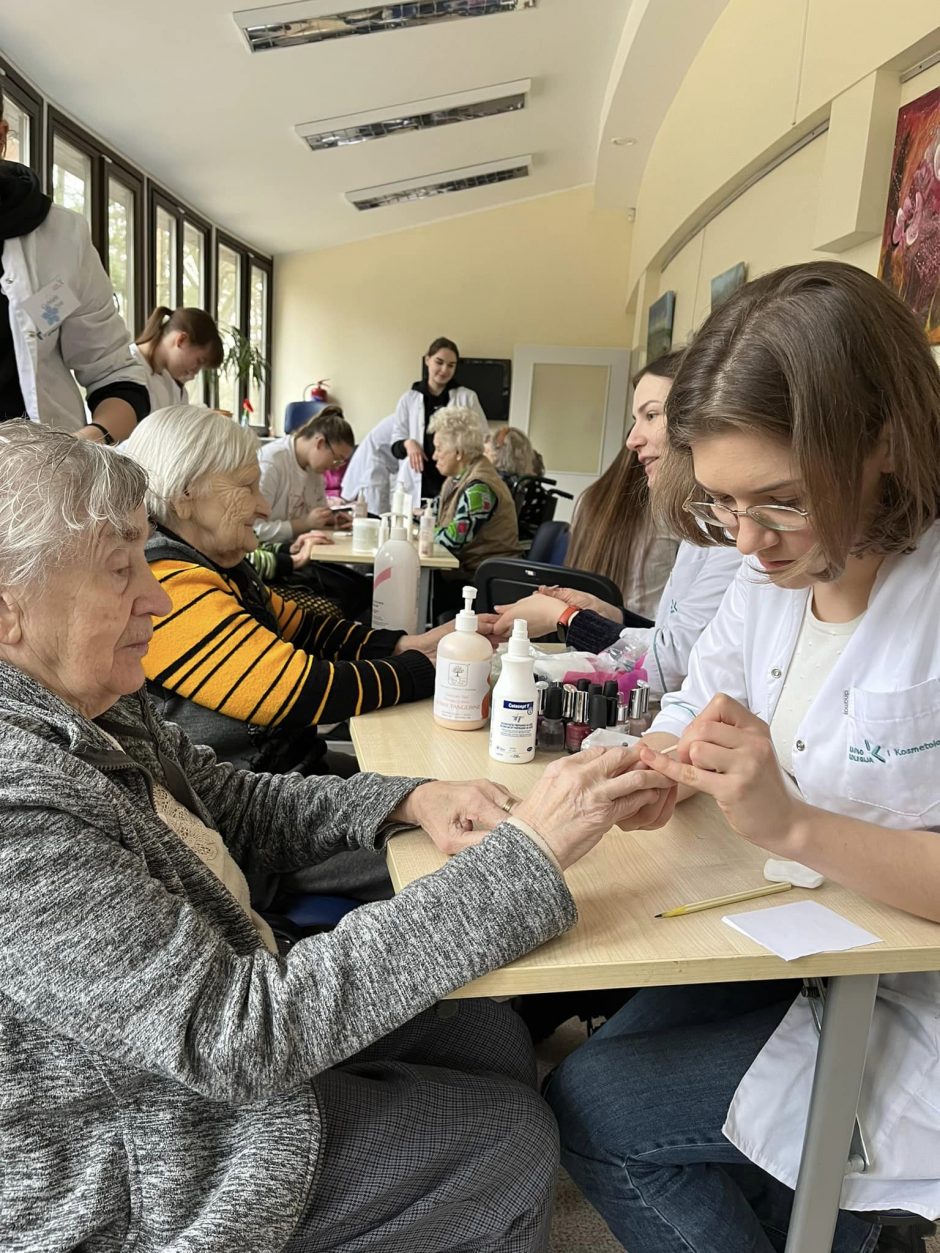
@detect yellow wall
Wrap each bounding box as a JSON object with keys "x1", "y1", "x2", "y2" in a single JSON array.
[
  {"x1": 272, "y1": 187, "x2": 632, "y2": 437},
  {"x1": 629, "y1": 0, "x2": 940, "y2": 352}
]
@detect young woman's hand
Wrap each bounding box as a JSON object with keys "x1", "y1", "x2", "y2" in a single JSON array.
[
  {"x1": 638, "y1": 694, "x2": 802, "y2": 849},
  {"x1": 492, "y1": 593, "x2": 564, "y2": 638},
  {"x1": 404, "y1": 439, "x2": 426, "y2": 473},
  {"x1": 539, "y1": 585, "x2": 623, "y2": 623},
  {"x1": 512, "y1": 746, "x2": 676, "y2": 870},
  {"x1": 302, "y1": 506, "x2": 334, "y2": 531}
]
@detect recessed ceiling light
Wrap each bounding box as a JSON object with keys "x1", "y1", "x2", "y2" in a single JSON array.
[
  {"x1": 235, "y1": 0, "x2": 537, "y2": 53},
  {"x1": 347, "y1": 155, "x2": 532, "y2": 211},
  {"x1": 297, "y1": 81, "x2": 530, "y2": 151},
  {"x1": 610, "y1": 136, "x2": 637, "y2": 147}
]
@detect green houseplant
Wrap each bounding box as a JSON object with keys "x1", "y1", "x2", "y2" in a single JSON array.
[{"x1": 216, "y1": 325, "x2": 270, "y2": 423}]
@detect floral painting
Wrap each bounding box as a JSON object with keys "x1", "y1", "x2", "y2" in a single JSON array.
[{"x1": 878, "y1": 83, "x2": 940, "y2": 344}]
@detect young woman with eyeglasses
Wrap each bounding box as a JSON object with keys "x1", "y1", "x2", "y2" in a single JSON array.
[
  {"x1": 547, "y1": 261, "x2": 940, "y2": 1253},
  {"x1": 255, "y1": 405, "x2": 356, "y2": 543}
]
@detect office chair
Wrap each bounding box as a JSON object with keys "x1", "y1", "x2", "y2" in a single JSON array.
[
  {"x1": 473, "y1": 557, "x2": 623, "y2": 615},
  {"x1": 526, "y1": 520, "x2": 570, "y2": 564}
]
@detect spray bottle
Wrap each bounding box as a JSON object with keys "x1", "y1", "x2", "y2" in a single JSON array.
[
  {"x1": 488, "y1": 619, "x2": 537, "y2": 764},
  {"x1": 418, "y1": 499, "x2": 436, "y2": 558},
  {"x1": 433, "y1": 586, "x2": 492, "y2": 730},
  {"x1": 372, "y1": 503, "x2": 420, "y2": 634}
]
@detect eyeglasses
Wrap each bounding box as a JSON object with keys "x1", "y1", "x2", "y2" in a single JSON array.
[
  {"x1": 683, "y1": 496, "x2": 812, "y2": 532},
  {"x1": 324, "y1": 437, "x2": 349, "y2": 468}
]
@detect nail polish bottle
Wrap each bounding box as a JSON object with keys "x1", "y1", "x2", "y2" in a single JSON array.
[
  {"x1": 538, "y1": 682, "x2": 566, "y2": 751},
  {"x1": 534, "y1": 680, "x2": 548, "y2": 735},
  {"x1": 565, "y1": 688, "x2": 591, "y2": 753},
  {"x1": 616, "y1": 697, "x2": 631, "y2": 731},
  {"x1": 603, "y1": 680, "x2": 619, "y2": 727},
  {"x1": 627, "y1": 681, "x2": 652, "y2": 736}
]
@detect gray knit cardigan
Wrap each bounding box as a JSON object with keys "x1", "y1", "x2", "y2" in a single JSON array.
[{"x1": 0, "y1": 663, "x2": 577, "y2": 1253}]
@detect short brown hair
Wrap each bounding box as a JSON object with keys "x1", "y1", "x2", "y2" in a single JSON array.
[
  {"x1": 295, "y1": 404, "x2": 355, "y2": 448},
  {"x1": 655, "y1": 261, "x2": 940, "y2": 581}
]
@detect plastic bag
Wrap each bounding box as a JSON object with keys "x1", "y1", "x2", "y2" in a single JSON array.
[{"x1": 595, "y1": 627, "x2": 654, "y2": 675}]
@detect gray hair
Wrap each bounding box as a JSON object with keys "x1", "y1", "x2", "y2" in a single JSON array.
[
  {"x1": 428, "y1": 405, "x2": 485, "y2": 462},
  {"x1": 121, "y1": 405, "x2": 259, "y2": 525},
  {"x1": 0, "y1": 421, "x2": 148, "y2": 594}
]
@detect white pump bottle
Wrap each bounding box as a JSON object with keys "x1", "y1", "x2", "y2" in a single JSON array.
[
  {"x1": 488, "y1": 619, "x2": 537, "y2": 763},
  {"x1": 372, "y1": 507, "x2": 420, "y2": 634},
  {"x1": 433, "y1": 586, "x2": 492, "y2": 730}
]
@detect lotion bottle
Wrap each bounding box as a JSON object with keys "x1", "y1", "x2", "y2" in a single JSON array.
[
  {"x1": 489, "y1": 619, "x2": 537, "y2": 764},
  {"x1": 418, "y1": 500, "x2": 436, "y2": 558},
  {"x1": 372, "y1": 507, "x2": 420, "y2": 634},
  {"x1": 433, "y1": 586, "x2": 492, "y2": 730},
  {"x1": 352, "y1": 490, "x2": 367, "y2": 520}
]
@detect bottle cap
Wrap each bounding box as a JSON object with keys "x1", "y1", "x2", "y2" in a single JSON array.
[
  {"x1": 454, "y1": 585, "x2": 479, "y2": 633},
  {"x1": 628, "y1": 686, "x2": 644, "y2": 719},
  {"x1": 576, "y1": 678, "x2": 590, "y2": 692},
  {"x1": 535, "y1": 680, "x2": 549, "y2": 714},
  {"x1": 603, "y1": 680, "x2": 618, "y2": 698},
  {"x1": 588, "y1": 693, "x2": 609, "y2": 730},
  {"x1": 573, "y1": 688, "x2": 589, "y2": 723},
  {"x1": 636, "y1": 680, "x2": 650, "y2": 716},
  {"x1": 562, "y1": 683, "x2": 578, "y2": 719},
  {"x1": 506, "y1": 617, "x2": 531, "y2": 659},
  {"x1": 589, "y1": 682, "x2": 602, "y2": 696},
  {"x1": 544, "y1": 682, "x2": 564, "y2": 720}
]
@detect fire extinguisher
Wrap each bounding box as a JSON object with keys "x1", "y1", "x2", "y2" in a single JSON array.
[{"x1": 305, "y1": 380, "x2": 329, "y2": 403}]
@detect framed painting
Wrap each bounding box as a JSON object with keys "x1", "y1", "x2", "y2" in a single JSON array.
[
  {"x1": 710, "y1": 261, "x2": 747, "y2": 310},
  {"x1": 878, "y1": 83, "x2": 940, "y2": 344},
  {"x1": 647, "y1": 290, "x2": 676, "y2": 361}
]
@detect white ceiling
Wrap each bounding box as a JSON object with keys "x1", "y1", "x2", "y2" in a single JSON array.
[{"x1": 0, "y1": 0, "x2": 726, "y2": 257}]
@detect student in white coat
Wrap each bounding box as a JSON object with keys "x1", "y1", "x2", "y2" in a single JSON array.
[
  {"x1": 389, "y1": 336, "x2": 487, "y2": 508},
  {"x1": 131, "y1": 306, "x2": 223, "y2": 411},
  {"x1": 547, "y1": 262, "x2": 940, "y2": 1253},
  {"x1": 0, "y1": 89, "x2": 148, "y2": 444},
  {"x1": 340, "y1": 413, "x2": 398, "y2": 515},
  {"x1": 491, "y1": 352, "x2": 741, "y2": 697}
]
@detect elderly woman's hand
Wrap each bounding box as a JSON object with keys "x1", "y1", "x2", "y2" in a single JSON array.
[
  {"x1": 290, "y1": 531, "x2": 334, "y2": 568},
  {"x1": 511, "y1": 746, "x2": 676, "y2": 870},
  {"x1": 390, "y1": 779, "x2": 516, "y2": 854}
]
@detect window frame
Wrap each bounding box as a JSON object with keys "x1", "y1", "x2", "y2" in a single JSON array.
[
  {"x1": 213, "y1": 231, "x2": 273, "y2": 419},
  {"x1": 147, "y1": 181, "x2": 213, "y2": 313},
  {"x1": 0, "y1": 56, "x2": 44, "y2": 174}
]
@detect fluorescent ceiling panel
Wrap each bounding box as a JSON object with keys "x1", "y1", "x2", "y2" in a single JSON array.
[
  {"x1": 235, "y1": 0, "x2": 536, "y2": 52},
  {"x1": 296, "y1": 80, "x2": 530, "y2": 150},
  {"x1": 346, "y1": 155, "x2": 532, "y2": 211}
]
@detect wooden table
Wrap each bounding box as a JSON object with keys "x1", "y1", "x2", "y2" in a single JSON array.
[
  {"x1": 350, "y1": 702, "x2": 940, "y2": 1252},
  {"x1": 310, "y1": 533, "x2": 458, "y2": 627}
]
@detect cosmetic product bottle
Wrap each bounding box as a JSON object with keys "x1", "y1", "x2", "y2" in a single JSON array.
[
  {"x1": 627, "y1": 680, "x2": 652, "y2": 736},
  {"x1": 433, "y1": 586, "x2": 492, "y2": 731},
  {"x1": 565, "y1": 687, "x2": 591, "y2": 753},
  {"x1": 418, "y1": 500, "x2": 436, "y2": 558},
  {"x1": 372, "y1": 505, "x2": 420, "y2": 634},
  {"x1": 538, "y1": 682, "x2": 566, "y2": 751},
  {"x1": 585, "y1": 692, "x2": 610, "y2": 740},
  {"x1": 352, "y1": 490, "x2": 367, "y2": 520},
  {"x1": 616, "y1": 698, "x2": 631, "y2": 731},
  {"x1": 603, "y1": 680, "x2": 619, "y2": 727},
  {"x1": 489, "y1": 619, "x2": 537, "y2": 764}
]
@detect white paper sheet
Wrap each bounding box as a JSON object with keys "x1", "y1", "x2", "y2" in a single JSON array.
[{"x1": 722, "y1": 900, "x2": 883, "y2": 961}]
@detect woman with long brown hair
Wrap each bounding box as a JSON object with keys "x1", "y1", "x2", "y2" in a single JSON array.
[
  {"x1": 132, "y1": 305, "x2": 224, "y2": 410},
  {"x1": 564, "y1": 353, "x2": 682, "y2": 619}
]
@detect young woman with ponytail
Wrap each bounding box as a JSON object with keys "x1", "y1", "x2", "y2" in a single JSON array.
[{"x1": 132, "y1": 306, "x2": 224, "y2": 410}]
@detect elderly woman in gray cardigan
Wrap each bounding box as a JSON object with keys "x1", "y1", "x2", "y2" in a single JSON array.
[{"x1": 0, "y1": 423, "x2": 673, "y2": 1253}]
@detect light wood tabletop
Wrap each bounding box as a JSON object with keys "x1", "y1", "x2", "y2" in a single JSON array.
[
  {"x1": 308, "y1": 533, "x2": 458, "y2": 571},
  {"x1": 350, "y1": 702, "x2": 940, "y2": 998}
]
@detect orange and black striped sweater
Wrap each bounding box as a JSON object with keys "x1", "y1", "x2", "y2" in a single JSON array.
[{"x1": 143, "y1": 531, "x2": 434, "y2": 772}]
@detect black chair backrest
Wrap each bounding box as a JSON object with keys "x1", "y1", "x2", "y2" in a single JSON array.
[
  {"x1": 474, "y1": 557, "x2": 623, "y2": 615},
  {"x1": 526, "y1": 520, "x2": 570, "y2": 564}
]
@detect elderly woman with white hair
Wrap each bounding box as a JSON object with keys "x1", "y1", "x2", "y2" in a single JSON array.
[
  {"x1": 430, "y1": 405, "x2": 521, "y2": 611},
  {"x1": 0, "y1": 420, "x2": 676, "y2": 1253},
  {"x1": 122, "y1": 405, "x2": 469, "y2": 782}
]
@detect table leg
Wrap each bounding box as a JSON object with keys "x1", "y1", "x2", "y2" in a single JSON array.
[
  {"x1": 784, "y1": 973, "x2": 878, "y2": 1253},
  {"x1": 419, "y1": 567, "x2": 431, "y2": 630}
]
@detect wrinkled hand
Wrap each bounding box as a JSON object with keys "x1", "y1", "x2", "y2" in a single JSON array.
[
  {"x1": 638, "y1": 694, "x2": 801, "y2": 849},
  {"x1": 512, "y1": 746, "x2": 676, "y2": 870},
  {"x1": 539, "y1": 585, "x2": 623, "y2": 623},
  {"x1": 404, "y1": 438, "x2": 426, "y2": 473},
  {"x1": 391, "y1": 779, "x2": 515, "y2": 854},
  {"x1": 492, "y1": 593, "x2": 564, "y2": 639},
  {"x1": 290, "y1": 531, "x2": 334, "y2": 568}
]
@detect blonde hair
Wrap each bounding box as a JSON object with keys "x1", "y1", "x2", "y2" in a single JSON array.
[
  {"x1": 428, "y1": 405, "x2": 485, "y2": 461},
  {"x1": 122, "y1": 405, "x2": 258, "y2": 525}
]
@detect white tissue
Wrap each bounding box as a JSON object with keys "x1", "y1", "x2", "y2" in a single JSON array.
[{"x1": 763, "y1": 858, "x2": 825, "y2": 889}]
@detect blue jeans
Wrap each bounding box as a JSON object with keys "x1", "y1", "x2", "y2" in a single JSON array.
[{"x1": 545, "y1": 981, "x2": 880, "y2": 1253}]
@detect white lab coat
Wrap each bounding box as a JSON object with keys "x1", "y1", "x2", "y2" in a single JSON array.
[
  {"x1": 255, "y1": 434, "x2": 327, "y2": 545},
  {"x1": 340, "y1": 414, "x2": 398, "y2": 515},
  {"x1": 652, "y1": 521, "x2": 940, "y2": 1217},
  {"x1": 647, "y1": 543, "x2": 743, "y2": 697},
  {"x1": 390, "y1": 385, "x2": 486, "y2": 507},
  {"x1": 0, "y1": 205, "x2": 145, "y2": 431},
  {"x1": 129, "y1": 343, "x2": 188, "y2": 411}
]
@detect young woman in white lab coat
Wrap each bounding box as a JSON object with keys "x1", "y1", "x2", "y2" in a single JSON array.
[{"x1": 546, "y1": 261, "x2": 940, "y2": 1253}]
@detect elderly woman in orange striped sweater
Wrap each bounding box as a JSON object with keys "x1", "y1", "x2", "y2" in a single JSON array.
[{"x1": 122, "y1": 406, "x2": 500, "y2": 782}]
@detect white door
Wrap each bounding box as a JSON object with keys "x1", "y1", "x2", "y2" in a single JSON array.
[{"x1": 508, "y1": 344, "x2": 631, "y2": 523}]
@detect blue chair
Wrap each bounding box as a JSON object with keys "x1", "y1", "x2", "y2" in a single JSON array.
[
  {"x1": 265, "y1": 893, "x2": 360, "y2": 951},
  {"x1": 526, "y1": 520, "x2": 570, "y2": 565},
  {"x1": 284, "y1": 397, "x2": 328, "y2": 434}
]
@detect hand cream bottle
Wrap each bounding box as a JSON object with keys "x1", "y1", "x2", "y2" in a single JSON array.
[
  {"x1": 433, "y1": 586, "x2": 492, "y2": 730},
  {"x1": 489, "y1": 619, "x2": 537, "y2": 764}
]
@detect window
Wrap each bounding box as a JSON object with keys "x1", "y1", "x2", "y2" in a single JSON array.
[
  {"x1": 154, "y1": 204, "x2": 177, "y2": 310},
  {"x1": 215, "y1": 241, "x2": 242, "y2": 417},
  {"x1": 52, "y1": 134, "x2": 93, "y2": 223},
  {"x1": 0, "y1": 58, "x2": 43, "y2": 172},
  {"x1": 107, "y1": 173, "x2": 141, "y2": 334},
  {"x1": 248, "y1": 261, "x2": 270, "y2": 419},
  {"x1": 182, "y1": 221, "x2": 207, "y2": 309}
]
